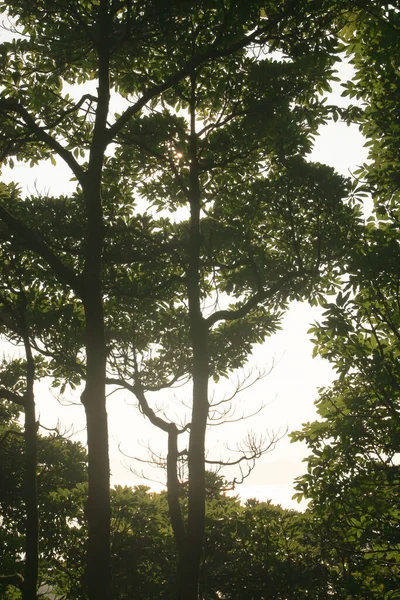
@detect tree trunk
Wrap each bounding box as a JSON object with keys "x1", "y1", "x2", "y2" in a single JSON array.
[
  {"x1": 176, "y1": 70, "x2": 209, "y2": 600},
  {"x1": 82, "y1": 374, "x2": 110, "y2": 600},
  {"x1": 80, "y1": 4, "x2": 111, "y2": 597},
  {"x1": 22, "y1": 336, "x2": 38, "y2": 600},
  {"x1": 81, "y1": 196, "x2": 111, "y2": 600},
  {"x1": 167, "y1": 425, "x2": 186, "y2": 554},
  {"x1": 177, "y1": 321, "x2": 208, "y2": 600}
]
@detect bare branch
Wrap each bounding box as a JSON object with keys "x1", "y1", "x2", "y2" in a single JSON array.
[
  {"x1": 209, "y1": 366, "x2": 273, "y2": 409},
  {"x1": 106, "y1": 377, "x2": 174, "y2": 434},
  {"x1": 37, "y1": 419, "x2": 76, "y2": 440},
  {"x1": 208, "y1": 402, "x2": 265, "y2": 426},
  {"x1": 205, "y1": 430, "x2": 280, "y2": 467},
  {"x1": 119, "y1": 442, "x2": 167, "y2": 469}
]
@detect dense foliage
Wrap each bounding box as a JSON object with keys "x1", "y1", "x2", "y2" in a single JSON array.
[
  {"x1": 0, "y1": 1, "x2": 399, "y2": 599},
  {"x1": 292, "y1": 4, "x2": 400, "y2": 599},
  {"x1": 0, "y1": 401, "x2": 87, "y2": 599},
  {"x1": 0, "y1": 439, "x2": 352, "y2": 600}
]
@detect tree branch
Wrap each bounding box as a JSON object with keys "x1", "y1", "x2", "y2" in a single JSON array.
[
  {"x1": 0, "y1": 203, "x2": 83, "y2": 296},
  {"x1": 105, "y1": 377, "x2": 173, "y2": 434},
  {"x1": 0, "y1": 574, "x2": 24, "y2": 590},
  {"x1": 0, "y1": 387, "x2": 26, "y2": 407},
  {"x1": 46, "y1": 93, "x2": 98, "y2": 129},
  {"x1": 0, "y1": 428, "x2": 25, "y2": 445},
  {"x1": 206, "y1": 273, "x2": 297, "y2": 327},
  {"x1": 0, "y1": 98, "x2": 85, "y2": 185},
  {"x1": 106, "y1": 23, "x2": 274, "y2": 141}
]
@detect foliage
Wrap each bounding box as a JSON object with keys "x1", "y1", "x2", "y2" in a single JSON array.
[
  {"x1": 292, "y1": 5, "x2": 400, "y2": 598},
  {"x1": 0, "y1": 402, "x2": 87, "y2": 598},
  {"x1": 39, "y1": 479, "x2": 335, "y2": 600},
  {"x1": 340, "y1": 2, "x2": 400, "y2": 211},
  {"x1": 0, "y1": 1, "x2": 387, "y2": 597},
  {"x1": 202, "y1": 498, "x2": 331, "y2": 600}
]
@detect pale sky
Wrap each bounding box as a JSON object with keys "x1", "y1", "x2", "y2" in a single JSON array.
[{"x1": 0, "y1": 46, "x2": 368, "y2": 509}]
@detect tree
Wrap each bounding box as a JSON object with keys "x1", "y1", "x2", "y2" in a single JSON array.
[
  {"x1": 0, "y1": 308, "x2": 40, "y2": 599},
  {"x1": 0, "y1": 212, "x2": 84, "y2": 599},
  {"x1": 0, "y1": 400, "x2": 87, "y2": 599},
  {"x1": 292, "y1": 5, "x2": 400, "y2": 597},
  {"x1": 339, "y1": 1, "x2": 400, "y2": 211},
  {"x1": 101, "y1": 14, "x2": 362, "y2": 600},
  {"x1": 0, "y1": 1, "x2": 364, "y2": 598}
]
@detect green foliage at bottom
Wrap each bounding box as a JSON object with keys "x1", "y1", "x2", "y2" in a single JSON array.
[{"x1": 1, "y1": 399, "x2": 396, "y2": 599}]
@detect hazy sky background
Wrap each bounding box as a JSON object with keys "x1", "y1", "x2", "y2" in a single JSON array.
[{"x1": 0, "y1": 41, "x2": 369, "y2": 509}]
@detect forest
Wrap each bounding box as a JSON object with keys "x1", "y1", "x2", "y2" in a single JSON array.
[{"x1": 0, "y1": 1, "x2": 399, "y2": 598}]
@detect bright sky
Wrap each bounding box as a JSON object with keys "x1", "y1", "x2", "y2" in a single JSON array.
[{"x1": 0, "y1": 38, "x2": 368, "y2": 509}]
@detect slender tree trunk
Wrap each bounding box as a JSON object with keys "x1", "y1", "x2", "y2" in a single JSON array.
[
  {"x1": 166, "y1": 426, "x2": 192, "y2": 596},
  {"x1": 177, "y1": 70, "x2": 209, "y2": 600},
  {"x1": 81, "y1": 171, "x2": 110, "y2": 600},
  {"x1": 177, "y1": 320, "x2": 208, "y2": 600},
  {"x1": 81, "y1": 287, "x2": 110, "y2": 600},
  {"x1": 167, "y1": 425, "x2": 186, "y2": 553},
  {"x1": 22, "y1": 334, "x2": 38, "y2": 600},
  {"x1": 80, "y1": 4, "x2": 111, "y2": 598}
]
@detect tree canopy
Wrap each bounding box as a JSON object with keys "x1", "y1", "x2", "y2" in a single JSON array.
[
  {"x1": 292, "y1": 4, "x2": 400, "y2": 599},
  {"x1": 0, "y1": 1, "x2": 398, "y2": 599}
]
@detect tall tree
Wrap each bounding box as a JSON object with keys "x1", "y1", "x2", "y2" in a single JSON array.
[
  {"x1": 0, "y1": 1, "x2": 364, "y2": 598},
  {"x1": 0, "y1": 320, "x2": 39, "y2": 598},
  {"x1": 102, "y1": 7, "x2": 360, "y2": 597},
  {"x1": 0, "y1": 201, "x2": 85, "y2": 599},
  {"x1": 0, "y1": 398, "x2": 87, "y2": 599},
  {"x1": 292, "y1": 4, "x2": 400, "y2": 597}
]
